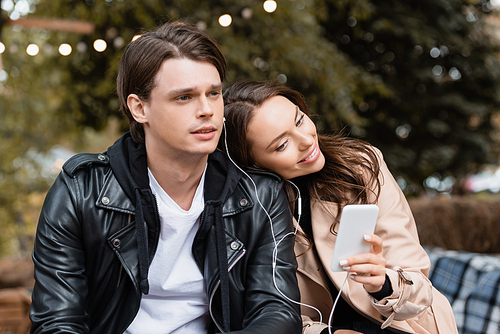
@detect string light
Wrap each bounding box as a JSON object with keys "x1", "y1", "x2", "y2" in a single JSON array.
[
  {"x1": 26, "y1": 43, "x2": 39, "y2": 56},
  {"x1": 218, "y1": 14, "x2": 232, "y2": 27},
  {"x1": 58, "y1": 43, "x2": 72, "y2": 56},
  {"x1": 93, "y1": 39, "x2": 107, "y2": 52},
  {"x1": 1, "y1": 13, "x2": 245, "y2": 59},
  {"x1": 263, "y1": 0, "x2": 277, "y2": 13}
]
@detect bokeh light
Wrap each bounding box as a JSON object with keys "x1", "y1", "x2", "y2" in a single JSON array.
[
  {"x1": 26, "y1": 43, "x2": 39, "y2": 56},
  {"x1": 218, "y1": 14, "x2": 232, "y2": 27},
  {"x1": 93, "y1": 39, "x2": 107, "y2": 52},
  {"x1": 263, "y1": 0, "x2": 277, "y2": 13},
  {"x1": 58, "y1": 43, "x2": 72, "y2": 56},
  {"x1": 0, "y1": 70, "x2": 8, "y2": 82},
  {"x1": 0, "y1": 42, "x2": 5, "y2": 54},
  {"x1": 132, "y1": 35, "x2": 142, "y2": 42}
]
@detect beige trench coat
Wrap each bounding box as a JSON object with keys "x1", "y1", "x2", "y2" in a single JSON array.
[{"x1": 296, "y1": 149, "x2": 458, "y2": 334}]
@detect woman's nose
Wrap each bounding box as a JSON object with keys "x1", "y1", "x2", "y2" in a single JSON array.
[{"x1": 297, "y1": 130, "x2": 315, "y2": 151}]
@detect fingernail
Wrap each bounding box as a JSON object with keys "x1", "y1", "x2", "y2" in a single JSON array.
[
  {"x1": 339, "y1": 259, "x2": 348, "y2": 266},
  {"x1": 363, "y1": 234, "x2": 371, "y2": 241},
  {"x1": 342, "y1": 266, "x2": 351, "y2": 270},
  {"x1": 349, "y1": 275, "x2": 356, "y2": 280}
]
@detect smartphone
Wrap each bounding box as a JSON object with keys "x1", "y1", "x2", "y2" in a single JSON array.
[{"x1": 330, "y1": 204, "x2": 379, "y2": 272}]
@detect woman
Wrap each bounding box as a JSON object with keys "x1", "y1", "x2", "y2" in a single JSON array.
[{"x1": 222, "y1": 81, "x2": 457, "y2": 334}]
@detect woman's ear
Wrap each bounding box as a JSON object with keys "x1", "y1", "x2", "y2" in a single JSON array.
[{"x1": 127, "y1": 94, "x2": 148, "y2": 124}]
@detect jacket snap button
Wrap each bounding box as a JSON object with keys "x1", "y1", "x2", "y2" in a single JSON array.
[
  {"x1": 101, "y1": 197, "x2": 110, "y2": 205},
  {"x1": 239, "y1": 198, "x2": 248, "y2": 207},
  {"x1": 230, "y1": 241, "x2": 239, "y2": 250},
  {"x1": 97, "y1": 154, "x2": 106, "y2": 161},
  {"x1": 112, "y1": 239, "x2": 121, "y2": 248}
]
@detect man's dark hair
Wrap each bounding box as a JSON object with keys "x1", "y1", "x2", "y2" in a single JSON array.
[{"x1": 117, "y1": 21, "x2": 227, "y2": 143}]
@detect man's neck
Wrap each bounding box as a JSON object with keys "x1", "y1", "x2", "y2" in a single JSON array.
[{"x1": 147, "y1": 151, "x2": 208, "y2": 211}]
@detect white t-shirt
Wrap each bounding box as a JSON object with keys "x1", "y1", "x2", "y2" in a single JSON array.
[{"x1": 125, "y1": 167, "x2": 209, "y2": 334}]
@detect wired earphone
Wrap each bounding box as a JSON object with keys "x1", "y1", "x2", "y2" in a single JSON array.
[{"x1": 222, "y1": 117, "x2": 348, "y2": 334}]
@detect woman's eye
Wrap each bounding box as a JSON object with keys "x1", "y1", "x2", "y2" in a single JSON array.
[
  {"x1": 296, "y1": 114, "x2": 305, "y2": 127},
  {"x1": 275, "y1": 141, "x2": 288, "y2": 152}
]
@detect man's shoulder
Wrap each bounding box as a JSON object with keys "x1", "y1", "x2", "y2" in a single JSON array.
[
  {"x1": 209, "y1": 149, "x2": 283, "y2": 183},
  {"x1": 62, "y1": 152, "x2": 110, "y2": 177},
  {"x1": 244, "y1": 168, "x2": 282, "y2": 183},
  {"x1": 237, "y1": 169, "x2": 285, "y2": 200}
]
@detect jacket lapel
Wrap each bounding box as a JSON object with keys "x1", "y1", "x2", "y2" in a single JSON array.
[{"x1": 96, "y1": 171, "x2": 135, "y2": 214}]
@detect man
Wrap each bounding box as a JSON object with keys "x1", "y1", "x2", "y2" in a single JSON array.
[{"x1": 29, "y1": 22, "x2": 301, "y2": 334}]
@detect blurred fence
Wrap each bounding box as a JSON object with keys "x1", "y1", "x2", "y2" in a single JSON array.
[{"x1": 409, "y1": 196, "x2": 500, "y2": 254}]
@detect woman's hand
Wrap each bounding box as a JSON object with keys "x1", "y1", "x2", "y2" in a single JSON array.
[{"x1": 339, "y1": 234, "x2": 387, "y2": 293}]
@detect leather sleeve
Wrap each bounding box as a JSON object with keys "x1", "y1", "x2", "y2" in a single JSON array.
[
  {"x1": 30, "y1": 171, "x2": 91, "y2": 334},
  {"x1": 233, "y1": 177, "x2": 302, "y2": 334}
]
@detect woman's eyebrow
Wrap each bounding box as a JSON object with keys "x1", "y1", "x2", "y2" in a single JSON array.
[
  {"x1": 266, "y1": 131, "x2": 287, "y2": 150},
  {"x1": 265, "y1": 105, "x2": 299, "y2": 150}
]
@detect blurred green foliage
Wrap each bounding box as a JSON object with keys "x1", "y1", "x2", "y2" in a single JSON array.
[{"x1": 1, "y1": 0, "x2": 500, "y2": 256}]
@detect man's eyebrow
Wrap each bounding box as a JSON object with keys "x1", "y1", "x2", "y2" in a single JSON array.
[
  {"x1": 168, "y1": 83, "x2": 222, "y2": 96},
  {"x1": 265, "y1": 106, "x2": 299, "y2": 150},
  {"x1": 211, "y1": 83, "x2": 223, "y2": 90}
]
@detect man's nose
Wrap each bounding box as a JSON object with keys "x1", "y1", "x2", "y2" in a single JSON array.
[{"x1": 197, "y1": 95, "x2": 215, "y2": 118}]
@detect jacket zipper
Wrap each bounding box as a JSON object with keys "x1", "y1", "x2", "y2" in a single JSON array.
[
  {"x1": 116, "y1": 266, "x2": 123, "y2": 288},
  {"x1": 116, "y1": 214, "x2": 132, "y2": 289},
  {"x1": 208, "y1": 246, "x2": 246, "y2": 333},
  {"x1": 209, "y1": 280, "x2": 224, "y2": 333}
]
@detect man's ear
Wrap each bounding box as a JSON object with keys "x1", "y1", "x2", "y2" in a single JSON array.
[{"x1": 127, "y1": 94, "x2": 148, "y2": 124}]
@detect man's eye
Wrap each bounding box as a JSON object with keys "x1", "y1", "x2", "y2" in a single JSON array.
[
  {"x1": 178, "y1": 96, "x2": 189, "y2": 101},
  {"x1": 210, "y1": 91, "x2": 221, "y2": 97}
]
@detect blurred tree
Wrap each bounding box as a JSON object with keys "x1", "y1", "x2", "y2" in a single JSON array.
[
  {"x1": 311, "y1": 0, "x2": 500, "y2": 194},
  {"x1": 1, "y1": 0, "x2": 500, "y2": 255}
]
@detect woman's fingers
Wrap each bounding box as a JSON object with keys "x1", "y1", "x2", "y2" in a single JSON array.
[
  {"x1": 363, "y1": 233, "x2": 383, "y2": 254},
  {"x1": 338, "y1": 233, "x2": 388, "y2": 293},
  {"x1": 340, "y1": 234, "x2": 385, "y2": 266},
  {"x1": 348, "y1": 272, "x2": 386, "y2": 293},
  {"x1": 342, "y1": 262, "x2": 385, "y2": 276},
  {"x1": 343, "y1": 252, "x2": 384, "y2": 265}
]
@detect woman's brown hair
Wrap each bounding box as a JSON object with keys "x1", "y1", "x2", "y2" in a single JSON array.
[{"x1": 223, "y1": 80, "x2": 381, "y2": 235}]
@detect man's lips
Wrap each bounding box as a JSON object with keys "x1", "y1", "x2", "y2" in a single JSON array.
[
  {"x1": 191, "y1": 126, "x2": 217, "y2": 134},
  {"x1": 299, "y1": 145, "x2": 319, "y2": 163},
  {"x1": 191, "y1": 126, "x2": 218, "y2": 140}
]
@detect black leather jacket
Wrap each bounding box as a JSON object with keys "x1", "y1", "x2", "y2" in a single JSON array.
[{"x1": 30, "y1": 133, "x2": 301, "y2": 334}]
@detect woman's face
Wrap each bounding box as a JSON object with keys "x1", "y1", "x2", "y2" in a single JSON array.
[{"x1": 247, "y1": 95, "x2": 325, "y2": 179}]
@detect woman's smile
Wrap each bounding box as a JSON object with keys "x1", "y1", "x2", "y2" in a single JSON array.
[{"x1": 299, "y1": 144, "x2": 320, "y2": 164}]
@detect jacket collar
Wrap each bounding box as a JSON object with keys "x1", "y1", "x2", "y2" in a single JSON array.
[{"x1": 104, "y1": 133, "x2": 244, "y2": 214}]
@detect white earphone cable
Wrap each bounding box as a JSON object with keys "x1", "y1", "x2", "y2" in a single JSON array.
[
  {"x1": 223, "y1": 119, "x2": 330, "y2": 334},
  {"x1": 328, "y1": 274, "x2": 349, "y2": 334}
]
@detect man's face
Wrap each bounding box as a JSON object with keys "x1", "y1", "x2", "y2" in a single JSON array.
[{"x1": 136, "y1": 58, "x2": 223, "y2": 161}]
